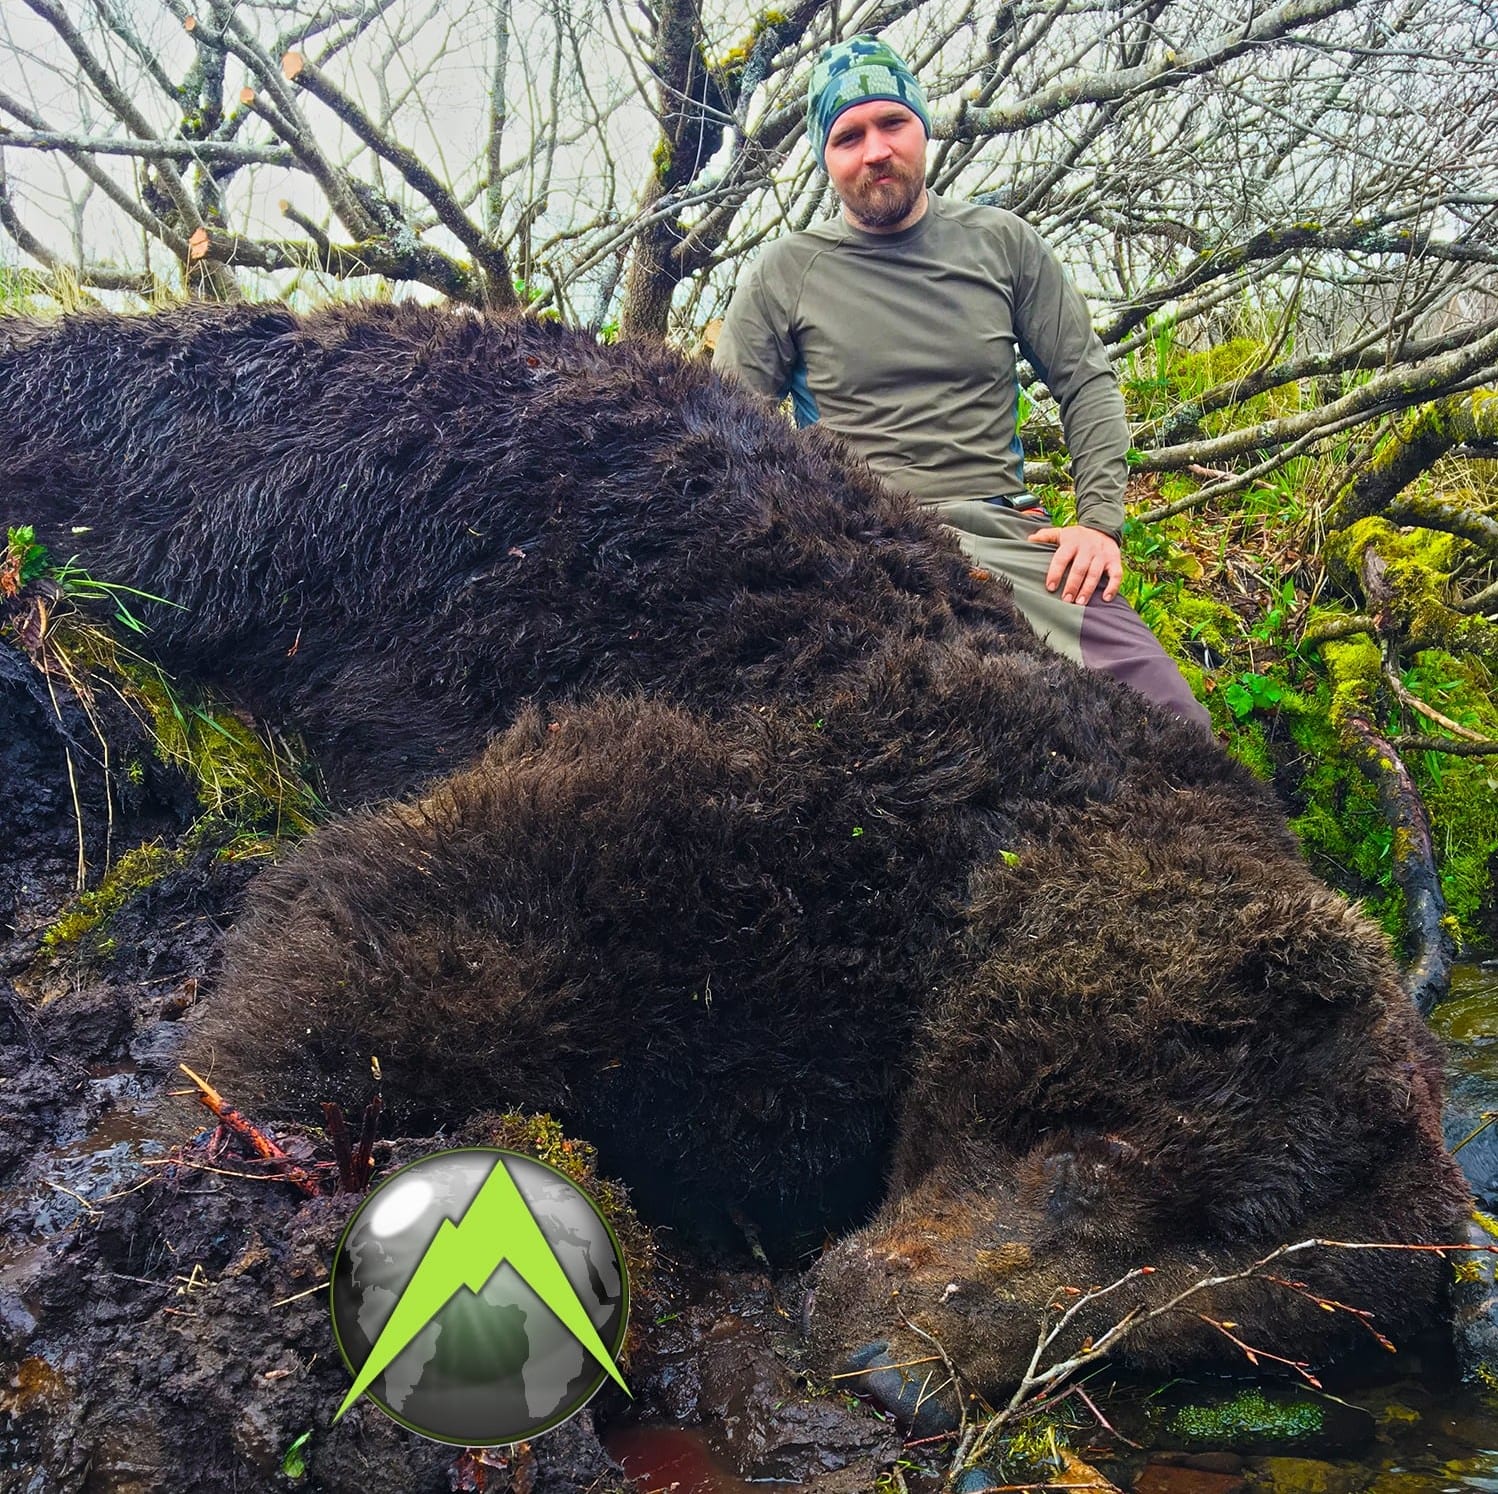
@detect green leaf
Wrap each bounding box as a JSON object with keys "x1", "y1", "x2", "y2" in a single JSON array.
[
  {"x1": 5, "y1": 524, "x2": 51, "y2": 586},
  {"x1": 282, "y1": 1431, "x2": 312, "y2": 1479},
  {"x1": 1223, "y1": 682, "x2": 1256, "y2": 719}
]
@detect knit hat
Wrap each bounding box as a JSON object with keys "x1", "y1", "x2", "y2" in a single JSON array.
[{"x1": 806, "y1": 35, "x2": 931, "y2": 170}]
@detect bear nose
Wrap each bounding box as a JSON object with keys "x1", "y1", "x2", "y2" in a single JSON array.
[{"x1": 835, "y1": 1340, "x2": 961, "y2": 1437}]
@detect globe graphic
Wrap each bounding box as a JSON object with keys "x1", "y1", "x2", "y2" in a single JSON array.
[{"x1": 330, "y1": 1149, "x2": 628, "y2": 1445}]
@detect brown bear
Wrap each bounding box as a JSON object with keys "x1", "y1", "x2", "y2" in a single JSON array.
[{"x1": 0, "y1": 302, "x2": 1470, "y2": 1417}]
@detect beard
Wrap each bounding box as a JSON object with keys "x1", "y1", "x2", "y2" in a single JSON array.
[{"x1": 839, "y1": 160, "x2": 925, "y2": 230}]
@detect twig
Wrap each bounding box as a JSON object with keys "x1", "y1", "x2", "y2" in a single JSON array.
[
  {"x1": 271, "y1": 1282, "x2": 329, "y2": 1308},
  {"x1": 37, "y1": 660, "x2": 88, "y2": 890},
  {"x1": 948, "y1": 1236, "x2": 1498, "y2": 1482},
  {"x1": 902, "y1": 1314, "x2": 969, "y2": 1440},
  {"x1": 1389, "y1": 735, "x2": 1498, "y2": 758},
  {"x1": 1452, "y1": 1113, "x2": 1498, "y2": 1153},
  {"x1": 176, "y1": 1064, "x2": 321, "y2": 1197},
  {"x1": 141, "y1": 1155, "x2": 317, "y2": 1184},
  {"x1": 831, "y1": 1354, "x2": 943, "y2": 1379},
  {"x1": 1196, "y1": 1311, "x2": 1321, "y2": 1386},
  {"x1": 1383, "y1": 663, "x2": 1489, "y2": 742},
  {"x1": 1058, "y1": 1382, "x2": 1142, "y2": 1449},
  {"x1": 44, "y1": 1179, "x2": 100, "y2": 1216}
]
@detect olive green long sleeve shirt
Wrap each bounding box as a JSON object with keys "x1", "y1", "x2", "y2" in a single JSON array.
[{"x1": 713, "y1": 193, "x2": 1130, "y2": 537}]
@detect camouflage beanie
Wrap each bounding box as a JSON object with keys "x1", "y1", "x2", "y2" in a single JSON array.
[{"x1": 806, "y1": 35, "x2": 931, "y2": 170}]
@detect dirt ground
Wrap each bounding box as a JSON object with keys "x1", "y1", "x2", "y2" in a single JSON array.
[{"x1": 0, "y1": 653, "x2": 902, "y2": 1493}]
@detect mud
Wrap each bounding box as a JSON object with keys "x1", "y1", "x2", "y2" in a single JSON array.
[{"x1": 0, "y1": 654, "x2": 902, "y2": 1491}]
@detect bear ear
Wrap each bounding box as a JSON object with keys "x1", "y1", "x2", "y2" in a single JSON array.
[{"x1": 1017, "y1": 1131, "x2": 1156, "y2": 1244}]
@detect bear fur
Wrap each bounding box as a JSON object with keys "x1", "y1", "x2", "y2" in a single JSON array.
[
  {"x1": 0, "y1": 302, "x2": 1471, "y2": 1408},
  {"x1": 2, "y1": 299, "x2": 1023, "y2": 805}
]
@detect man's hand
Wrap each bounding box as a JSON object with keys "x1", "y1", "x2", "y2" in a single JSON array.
[{"x1": 1026, "y1": 524, "x2": 1123, "y2": 605}]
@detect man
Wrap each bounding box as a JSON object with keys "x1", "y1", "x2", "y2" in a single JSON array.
[{"x1": 714, "y1": 35, "x2": 1210, "y2": 731}]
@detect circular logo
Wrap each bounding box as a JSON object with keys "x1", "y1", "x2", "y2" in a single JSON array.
[{"x1": 329, "y1": 1148, "x2": 629, "y2": 1445}]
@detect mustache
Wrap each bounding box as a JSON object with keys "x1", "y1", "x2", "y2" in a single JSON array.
[{"x1": 859, "y1": 163, "x2": 914, "y2": 186}]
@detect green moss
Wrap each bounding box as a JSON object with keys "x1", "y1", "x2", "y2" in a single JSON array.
[
  {"x1": 1325, "y1": 518, "x2": 1496, "y2": 662},
  {"x1": 1165, "y1": 590, "x2": 1232, "y2": 646},
  {"x1": 1121, "y1": 330, "x2": 1301, "y2": 433},
  {"x1": 1168, "y1": 1387, "x2": 1323, "y2": 1443},
  {"x1": 958, "y1": 1418, "x2": 1070, "y2": 1486},
  {"x1": 710, "y1": 9, "x2": 788, "y2": 74},
  {"x1": 121, "y1": 656, "x2": 321, "y2": 834},
  {"x1": 1321, "y1": 634, "x2": 1382, "y2": 727},
  {"x1": 1119, "y1": 519, "x2": 1494, "y2": 946},
  {"x1": 999, "y1": 1420, "x2": 1068, "y2": 1467},
  {"x1": 40, "y1": 842, "x2": 190, "y2": 954},
  {"x1": 1268, "y1": 641, "x2": 1497, "y2": 947},
  {"x1": 1394, "y1": 653, "x2": 1498, "y2": 939},
  {"x1": 1128, "y1": 579, "x2": 1286, "y2": 777},
  {"x1": 1275, "y1": 670, "x2": 1403, "y2": 938}
]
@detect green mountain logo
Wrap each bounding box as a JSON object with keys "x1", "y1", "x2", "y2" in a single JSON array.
[{"x1": 329, "y1": 1148, "x2": 630, "y2": 1446}]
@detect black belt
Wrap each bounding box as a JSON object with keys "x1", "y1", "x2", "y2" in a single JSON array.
[{"x1": 983, "y1": 493, "x2": 1044, "y2": 512}]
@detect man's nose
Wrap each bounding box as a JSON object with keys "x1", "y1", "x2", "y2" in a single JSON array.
[{"x1": 863, "y1": 131, "x2": 893, "y2": 163}]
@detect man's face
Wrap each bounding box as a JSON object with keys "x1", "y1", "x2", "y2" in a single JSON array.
[{"x1": 823, "y1": 100, "x2": 928, "y2": 232}]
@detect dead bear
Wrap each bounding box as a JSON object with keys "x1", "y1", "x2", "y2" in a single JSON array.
[{"x1": 0, "y1": 302, "x2": 1471, "y2": 1414}]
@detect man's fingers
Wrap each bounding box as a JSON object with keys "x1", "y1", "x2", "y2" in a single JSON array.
[
  {"x1": 1069, "y1": 551, "x2": 1108, "y2": 605},
  {"x1": 1045, "y1": 541, "x2": 1076, "y2": 594},
  {"x1": 1023, "y1": 525, "x2": 1122, "y2": 603}
]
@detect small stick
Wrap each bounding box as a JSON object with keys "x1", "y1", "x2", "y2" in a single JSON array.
[
  {"x1": 271, "y1": 1282, "x2": 329, "y2": 1308},
  {"x1": 1061, "y1": 1382, "x2": 1142, "y2": 1449},
  {"x1": 322, "y1": 1102, "x2": 356, "y2": 1192},
  {"x1": 351, "y1": 1095, "x2": 383, "y2": 1191},
  {"x1": 1453, "y1": 1113, "x2": 1498, "y2": 1154},
  {"x1": 177, "y1": 1064, "x2": 320, "y2": 1197}
]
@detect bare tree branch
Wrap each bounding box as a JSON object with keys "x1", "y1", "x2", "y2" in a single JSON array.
[{"x1": 953, "y1": 0, "x2": 1362, "y2": 139}]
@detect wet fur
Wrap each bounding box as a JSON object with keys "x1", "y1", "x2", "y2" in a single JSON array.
[
  {"x1": 3, "y1": 301, "x2": 1026, "y2": 803},
  {"x1": 0, "y1": 302, "x2": 1470, "y2": 1396}
]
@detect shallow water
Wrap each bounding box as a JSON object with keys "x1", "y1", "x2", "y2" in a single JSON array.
[
  {"x1": 1254, "y1": 1377, "x2": 1498, "y2": 1494},
  {"x1": 1432, "y1": 964, "x2": 1498, "y2": 1085}
]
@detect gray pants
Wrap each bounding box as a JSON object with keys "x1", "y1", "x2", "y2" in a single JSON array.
[{"x1": 933, "y1": 499, "x2": 1213, "y2": 734}]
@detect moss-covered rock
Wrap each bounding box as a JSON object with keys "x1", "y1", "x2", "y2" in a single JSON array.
[{"x1": 1250, "y1": 1454, "x2": 1367, "y2": 1494}]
